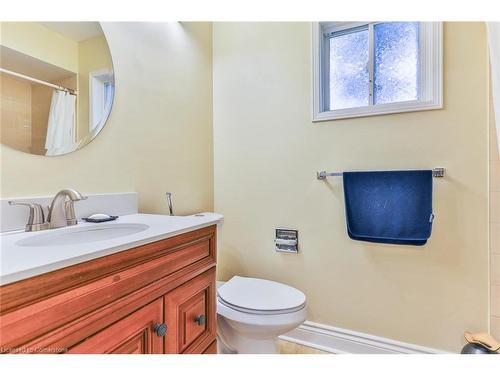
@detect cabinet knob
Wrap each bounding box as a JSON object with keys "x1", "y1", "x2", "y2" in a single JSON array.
[
  {"x1": 194, "y1": 315, "x2": 206, "y2": 326},
  {"x1": 153, "y1": 323, "x2": 167, "y2": 337}
]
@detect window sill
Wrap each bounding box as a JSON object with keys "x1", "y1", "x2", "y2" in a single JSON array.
[{"x1": 312, "y1": 99, "x2": 443, "y2": 122}]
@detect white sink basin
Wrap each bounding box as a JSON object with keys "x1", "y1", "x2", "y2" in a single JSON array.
[
  {"x1": 1, "y1": 213, "x2": 223, "y2": 285},
  {"x1": 16, "y1": 223, "x2": 150, "y2": 247}
]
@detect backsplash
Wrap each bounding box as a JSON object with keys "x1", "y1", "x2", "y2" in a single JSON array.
[{"x1": 0, "y1": 192, "x2": 138, "y2": 232}]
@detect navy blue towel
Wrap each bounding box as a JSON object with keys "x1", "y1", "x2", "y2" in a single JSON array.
[{"x1": 342, "y1": 170, "x2": 434, "y2": 246}]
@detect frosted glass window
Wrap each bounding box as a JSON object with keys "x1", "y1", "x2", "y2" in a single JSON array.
[
  {"x1": 314, "y1": 22, "x2": 442, "y2": 121},
  {"x1": 329, "y1": 28, "x2": 369, "y2": 110},
  {"x1": 374, "y1": 22, "x2": 420, "y2": 104}
]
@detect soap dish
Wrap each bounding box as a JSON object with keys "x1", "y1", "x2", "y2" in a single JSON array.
[{"x1": 82, "y1": 215, "x2": 119, "y2": 223}]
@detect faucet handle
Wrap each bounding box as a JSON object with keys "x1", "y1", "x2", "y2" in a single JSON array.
[
  {"x1": 64, "y1": 201, "x2": 78, "y2": 226},
  {"x1": 8, "y1": 201, "x2": 48, "y2": 232},
  {"x1": 64, "y1": 193, "x2": 87, "y2": 225}
]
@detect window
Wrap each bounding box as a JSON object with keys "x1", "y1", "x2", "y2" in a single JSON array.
[
  {"x1": 313, "y1": 22, "x2": 443, "y2": 121},
  {"x1": 89, "y1": 69, "x2": 115, "y2": 134}
]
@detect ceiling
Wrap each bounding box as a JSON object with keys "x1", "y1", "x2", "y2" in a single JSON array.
[{"x1": 38, "y1": 22, "x2": 103, "y2": 42}]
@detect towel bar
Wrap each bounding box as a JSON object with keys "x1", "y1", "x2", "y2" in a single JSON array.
[{"x1": 316, "y1": 168, "x2": 445, "y2": 180}]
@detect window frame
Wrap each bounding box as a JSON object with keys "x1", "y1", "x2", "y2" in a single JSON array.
[
  {"x1": 89, "y1": 69, "x2": 114, "y2": 133},
  {"x1": 312, "y1": 21, "x2": 443, "y2": 122}
]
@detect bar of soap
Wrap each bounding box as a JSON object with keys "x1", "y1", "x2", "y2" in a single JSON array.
[
  {"x1": 88, "y1": 213, "x2": 112, "y2": 220},
  {"x1": 82, "y1": 214, "x2": 118, "y2": 223}
]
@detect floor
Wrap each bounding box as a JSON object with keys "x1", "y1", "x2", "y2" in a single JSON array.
[
  {"x1": 216, "y1": 339, "x2": 331, "y2": 354},
  {"x1": 278, "y1": 340, "x2": 330, "y2": 354}
]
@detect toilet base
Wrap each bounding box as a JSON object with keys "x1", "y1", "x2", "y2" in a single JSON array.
[
  {"x1": 217, "y1": 316, "x2": 284, "y2": 354},
  {"x1": 218, "y1": 334, "x2": 279, "y2": 354}
]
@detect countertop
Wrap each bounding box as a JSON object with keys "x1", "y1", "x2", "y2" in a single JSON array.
[{"x1": 0, "y1": 213, "x2": 223, "y2": 286}]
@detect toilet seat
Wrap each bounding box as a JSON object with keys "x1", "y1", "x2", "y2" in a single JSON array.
[
  {"x1": 217, "y1": 276, "x2": 306, "y2": 315},
  {"x1": 217, "y1": 297, "x2": 307, "y2": 327}
]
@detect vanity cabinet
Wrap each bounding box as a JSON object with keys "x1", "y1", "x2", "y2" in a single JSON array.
[{"x1": 0, "y1": 225, "x2": 217, "y2": 354}]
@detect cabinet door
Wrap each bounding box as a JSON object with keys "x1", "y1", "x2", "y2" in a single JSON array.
[
  {"x1": 165, "y1": 268, "x2": 216, "y2": 354},
  {"x1": 203, "y1": 340, "x2": 218, "y2": 354},
  {"x1": 68, "y1": 298, "x2": 164, "y2": 354}
]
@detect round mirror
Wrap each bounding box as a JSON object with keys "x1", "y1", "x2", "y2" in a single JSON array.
[{"x1": 0, "y1": 22, "x2": 115, "y2": 156}]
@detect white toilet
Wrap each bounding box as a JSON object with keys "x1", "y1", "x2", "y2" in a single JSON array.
[{"x1": 216, "y1": 276, "x2": 307, "y2": 354}]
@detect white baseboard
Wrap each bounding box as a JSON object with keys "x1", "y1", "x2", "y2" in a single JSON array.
[{"x1": 280, "y1": 321, "x2": 450, "y2": 354}]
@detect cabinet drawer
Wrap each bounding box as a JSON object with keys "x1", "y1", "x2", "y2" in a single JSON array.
[
  {"x1": 68, "y1": 298, "x2": 164, "y2": 354},
  {"x1": 165, "y1": 268, "x2": 216, "y2": 353}
]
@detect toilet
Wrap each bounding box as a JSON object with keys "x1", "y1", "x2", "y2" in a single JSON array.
[{"x1": 216, "y1": 276, "x2": 307, "y2": 354}]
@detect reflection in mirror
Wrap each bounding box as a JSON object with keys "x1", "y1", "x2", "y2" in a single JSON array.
[{"x1": 0, "y1": 22, "x2": 115, "y2": 156}]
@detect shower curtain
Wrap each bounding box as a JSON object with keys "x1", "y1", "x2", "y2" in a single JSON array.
[
  {"x1": 488, "y1": 22, "x2": 500, "y2": 156},
  {"x1": 45, "y1": 90, "x2": 77, "y2": 156}
]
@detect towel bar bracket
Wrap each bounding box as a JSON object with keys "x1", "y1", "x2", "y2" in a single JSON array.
[
  {"x1": 432, "y1": 168, "x2": 445, "y2": 178},
  {"x1": 316, "y1": 168, "x2": 445, "y2": 180}
]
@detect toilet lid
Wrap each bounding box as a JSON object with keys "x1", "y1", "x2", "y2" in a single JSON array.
[{"x1": 217, "y1": 276, "x2": 306, "y2": 313}]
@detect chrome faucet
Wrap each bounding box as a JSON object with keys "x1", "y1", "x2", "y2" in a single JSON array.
[
  {"x1": 47, "y1": 189, "x2": 87, "y2": 229},
  {"x1": 9, "y1": 189, "x2": 87, "y2": 232}
]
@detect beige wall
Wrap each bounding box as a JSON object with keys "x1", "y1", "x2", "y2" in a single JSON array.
[
  {"x1": 1, "y1": 22, "x2": 78, "y2": 72},
  {"x1": 490, "y1": 81, "x2": 500, "y2": 339},
  {"x1": 0, "y1": 22, "x2": 214, "y2": 216},
  {"x1": 213, "y1": 22, "x2": 489, "y2": 352}
]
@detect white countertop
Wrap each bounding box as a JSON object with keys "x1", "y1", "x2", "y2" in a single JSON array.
[{"x1": 0, "y1": 213, "x2": 223, "y2": 286}]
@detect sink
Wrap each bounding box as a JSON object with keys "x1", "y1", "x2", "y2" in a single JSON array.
[{"x1": 16, "y1": 223, "x2": 150, "y2": 247}]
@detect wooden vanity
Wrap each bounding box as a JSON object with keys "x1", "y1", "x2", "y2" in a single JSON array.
[{"x1": 0, "y1": 225, "x2": 217, "y2": 354}]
